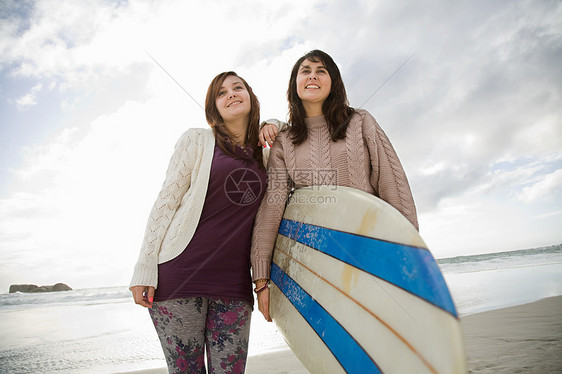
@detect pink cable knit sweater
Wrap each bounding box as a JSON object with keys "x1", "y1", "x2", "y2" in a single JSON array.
[{"x1": 250, "y1": 109, "x2": 418, "y2": 281}]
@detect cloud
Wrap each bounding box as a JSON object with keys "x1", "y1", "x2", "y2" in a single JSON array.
[
  {"x1": 15, "y1": 83, "x2": 42, "y2": 109},
  {"x1": 1, "y1": 1, "x2": 137, "y2": 75},
  {"x1": 518, "y1": 168, "x2": 562, "y2": 203}
]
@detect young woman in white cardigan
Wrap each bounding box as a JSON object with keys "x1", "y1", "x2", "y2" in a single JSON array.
[{"x1": 130, "y1": 71, "x2": 278, "y2": 373}]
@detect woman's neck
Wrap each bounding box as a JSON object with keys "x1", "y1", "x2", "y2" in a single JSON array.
[
  {"x1": 303, "y1": 102, "x2": 324, "y2": 118},
  {"x1": 224, "y1": 117, "x2": 248, "y2": 146}
]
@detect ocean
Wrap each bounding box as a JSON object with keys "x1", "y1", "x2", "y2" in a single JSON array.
[{"x1": 1, "y1": 244, "x2": 561, "y2": 374}]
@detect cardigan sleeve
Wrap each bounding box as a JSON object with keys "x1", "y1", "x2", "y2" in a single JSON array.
[
  {"x1": 260, "y1": 119, "x2": 289, "y2": 167},
  {"x1": 361, "y1": 110, "x2": 419, "y2": 231},
  {"x1": 260, "y1": 118, "x2": 289, "y2": 132},
  {"x1": 250, "y1": 135, "x2": 291, "y2": 281},
  {"x1": 130, "y1": 131, "x2": 195, "y2": 289}
]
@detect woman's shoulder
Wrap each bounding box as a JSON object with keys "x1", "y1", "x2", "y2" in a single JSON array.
[
  {"x1": 177, "y1": 127, "x2": 214, "y2": 143},
  {"x1": 350, "y1": 108, "x2": 376, "y2": 123},
  {"x1": 347, "y1": 109, "x2": 382, "y2": 142},
  {"x1": 349, "y1": 108, "x2": 380, "y2": 132},
  {"x1": 169, "y1": 128, "x2": 214, "y2": 155},
  {"x1": 267, "y1": 128, "x2": 293, "y2": 160},
  {"x1": 267, "y1": 125, "x2": 292, "y2": 148},
  {"x1": 184, "y1": 127, "x2": 213, "y2": 137}
]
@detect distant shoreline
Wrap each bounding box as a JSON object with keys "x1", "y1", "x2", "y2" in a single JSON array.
[{"x1": 436, "y1": 242, "x2": 561, "y2": 263}]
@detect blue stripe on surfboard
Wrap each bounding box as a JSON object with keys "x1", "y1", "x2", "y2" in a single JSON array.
[
  {"x1": 271, "y1": 262, "x2": 382, "y2": 374},
  {"x1": 279, "y1": 218, "x2": 458, "y2": 317}
]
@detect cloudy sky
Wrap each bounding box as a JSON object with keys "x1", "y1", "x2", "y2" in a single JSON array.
[{"x1": 0, "y1": 0, "x2": 560, "y2": 291}]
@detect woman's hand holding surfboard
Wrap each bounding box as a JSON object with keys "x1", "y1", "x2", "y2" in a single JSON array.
[{"x1": 257, "y1": 288, "x2": 272, "y2": 322}]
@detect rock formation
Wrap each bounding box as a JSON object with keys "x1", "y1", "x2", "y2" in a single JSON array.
[{"x1": 9, "y1": 283, "x2": 72, "y2": 293}]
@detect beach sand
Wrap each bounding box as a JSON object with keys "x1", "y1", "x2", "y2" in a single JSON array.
[
  {"x1": 462, "y1": 296, "x2": 562, "y2": 373},
  {"x1": 124, "y1": 296, "x2": 562, "y2": 373}
]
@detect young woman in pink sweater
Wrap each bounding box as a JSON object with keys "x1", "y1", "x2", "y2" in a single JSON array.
[{"x1": 251, "y1": 49, "x2": 419, "y2": 322}]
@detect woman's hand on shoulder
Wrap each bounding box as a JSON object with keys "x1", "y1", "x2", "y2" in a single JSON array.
[
  {"x1": 259, "y1": 123, "x2": 279, "y2": 148},
  {"x1": 131, "y1": 285, "x2": 155, "y2": 308}
]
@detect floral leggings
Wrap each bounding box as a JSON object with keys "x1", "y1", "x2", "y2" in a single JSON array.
[{"x1": 149, "y1": 297, "x2": 252, "y2": 374}]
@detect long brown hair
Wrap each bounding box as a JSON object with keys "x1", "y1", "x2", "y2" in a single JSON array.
[
  {"x1": 287, "y1": 50, "x2": 355, "y2": 145},
  {"x1": 205, "y1": 71, "x2": 263, "y2": 168}
]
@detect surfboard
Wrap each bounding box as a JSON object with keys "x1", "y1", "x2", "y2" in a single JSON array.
[{"x1": 269, "y1": 185, "x2": 467, "y2": 373}]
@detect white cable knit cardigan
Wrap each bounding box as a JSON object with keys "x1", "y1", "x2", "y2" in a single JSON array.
[
  {"x1": 130, "y1": 128, "x2": 216, "y2": 289},
  {"x1": 130, "y1": 127, "x2": 271, "y2": 289}
]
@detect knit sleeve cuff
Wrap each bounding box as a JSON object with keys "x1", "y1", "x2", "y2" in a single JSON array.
[
  {"x1": 129, "y1": 261, "x2": 159, "y2": 290},
  {"x1": 252, "y1": 258, "x2": 272, "y2": 281}
]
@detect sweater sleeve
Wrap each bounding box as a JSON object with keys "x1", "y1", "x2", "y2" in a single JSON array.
[
  {"x1": 130, "y1": 131, "x2": 194, "y2": 289},
  {"x1": 250, "y1": 137, "x2": 290, "y2": 281},
  {"x1": 361, "y1": 111, "x2": 419, "y2": 231}
]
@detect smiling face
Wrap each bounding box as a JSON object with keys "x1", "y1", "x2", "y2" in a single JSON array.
[
  {"x1": 296, "y1": 59, "x2": 332, "y2": 113},
  {"x1": 215, "y1": 75, "x2": 251, "y2": 123}
]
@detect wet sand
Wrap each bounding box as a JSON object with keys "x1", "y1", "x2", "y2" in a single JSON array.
[{"x1": 123, "y1": 296, "x2": 562, "y2": 373}]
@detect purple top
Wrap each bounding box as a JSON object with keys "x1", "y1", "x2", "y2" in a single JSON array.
[{"x1": 154, "y1": 142, "x2": 267, "y2": 306}]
